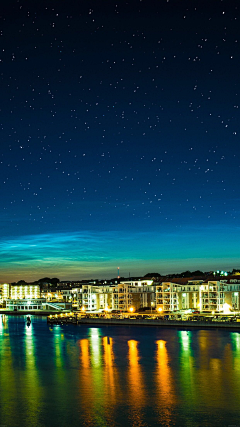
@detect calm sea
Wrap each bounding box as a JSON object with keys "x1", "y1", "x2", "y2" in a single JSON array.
[{"x1": 0, "y1": 315, "x2": 240, "y2": 427}]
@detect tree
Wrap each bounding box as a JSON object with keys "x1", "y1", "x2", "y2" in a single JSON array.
[
  {"x1": 16, "y1": 280, "x2": 28, "y2": 285},
  {"x1": 50, "y1": 278, "x2": 60, "y2": 286},
  {"x1": 38, "y1": 277, "x2": 52, "y2": 283},
  {"x1": 191, "y1": 270, "x2": 204, "y2": 276},
  {"x1": 144, "y1": 273, "x2": 161, "y2": 277}
]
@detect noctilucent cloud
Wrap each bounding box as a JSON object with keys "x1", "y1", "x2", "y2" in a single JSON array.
[{"x1": 1, "y1": 0, "x2": 240, "y2": 280}]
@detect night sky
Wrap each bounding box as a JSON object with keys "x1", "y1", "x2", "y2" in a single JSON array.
[{"x1": 1, "y1": 0, "x2": 240, "y2": 281}]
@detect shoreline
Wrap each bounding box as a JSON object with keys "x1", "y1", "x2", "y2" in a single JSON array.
[
  {"x1": 46, "y1": 315, "x2": 240, "y2": 330},
  {"x1": 76, "y1": 317, "x2": 240, "y2": 330},
  {"x1": 0, "y1": 310, "x2": 65, "y2": 316}
]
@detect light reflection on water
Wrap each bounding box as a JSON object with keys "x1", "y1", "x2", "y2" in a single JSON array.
[
  {"x1": 155, "y1": 340, "x2": 175, "y2": 427},
  {"x1": 1, "y1": 316, "x2": 240, "y2": 426}
]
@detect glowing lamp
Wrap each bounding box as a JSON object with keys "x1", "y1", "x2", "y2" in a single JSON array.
[{"x1": 223, "y1": 303, "x2": 231, "y2": 314}]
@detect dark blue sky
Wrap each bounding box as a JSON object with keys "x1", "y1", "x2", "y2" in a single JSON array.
[{"x1": 0, "y1": 0, "x2": 240, "y2": 281}]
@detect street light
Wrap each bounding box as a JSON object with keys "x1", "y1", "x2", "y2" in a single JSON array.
[{"x1": 151, "y1": 301, "x2": 154, "y2": 314}]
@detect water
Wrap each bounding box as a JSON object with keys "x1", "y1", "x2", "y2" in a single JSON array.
[{"x1": 0, "y1": 316, "x2": 240, "y2": 427}]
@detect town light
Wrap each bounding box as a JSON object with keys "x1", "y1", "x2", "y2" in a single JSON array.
[
  {"x1": 129, "y1": 307, "x2": 134, "y2": 313},
  {"x1": 223, "y1": 303, "x2": 231, "y2": 314},
  {"x1": 81, "y1": 306, "x2": 85, "y2": 312},
  {"x1": 157, "y1": 307, "x2": 163, "y2": 312}
]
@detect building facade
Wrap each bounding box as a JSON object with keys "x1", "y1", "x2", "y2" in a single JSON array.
[
  {"x1": 156, "y1": 278, "x2": 240, "y2": 313},
  {"x1": 0, "y1": 283, "x2": 10, "y2": 303},
  {"x1": 6, "y1": 298, "x2": 46, "y2": 311},
  {"x1": 11, "y1": 284, "x2": 40, "y2": 300}
]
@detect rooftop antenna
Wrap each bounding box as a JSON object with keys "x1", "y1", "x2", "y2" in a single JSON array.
[{"x1": 117, "y1": 267, "x2": 120, "y2": 279}]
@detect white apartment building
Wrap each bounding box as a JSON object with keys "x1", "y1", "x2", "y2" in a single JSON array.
[
  {"x1": 76, "y1": 285, "x2": 99, "y2": 311},
  {"x1": 11, "y1": 284, "x2": 40, "y2": 300},
  {"x1": 0, "y1": 283, "x2": 10, "y2": 303},
  {"x1": 113, "y1": 283, "x2": 155, "y2": 311},
  {"x1": 122, "y1": 279, "x2": 153, "y2": 287},
  {"x1": 156, "y1": 278, "x2": 240, "y2": 312}
]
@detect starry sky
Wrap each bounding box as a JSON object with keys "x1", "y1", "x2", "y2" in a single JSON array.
[{"x1": 1, "y1": 0, "x2": 240, "y2": 281}]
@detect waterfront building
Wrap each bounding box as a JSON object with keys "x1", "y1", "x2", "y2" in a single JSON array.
[
  {"x1": 200, "y1": 281, "x2": 225, "y2": 312},
  {"x1": 97, "y1": 285, "x2": 113, "y2": 310},
  {"x1": 156, "y1": 282, "x2": 179, "y2": 311},
  {"x1": 77, "y1": 285, "x2": 99, "y2": 311},
  {"x1": 176, "y1": 280, "x2": 202, "y2": 310},
  {"x1": 0, "y1": 283, "x2": 10, "y2": 303},
  {"x1": 41, "y1": 289, "x2": 63, "y2": 301},
  {"x1": 6, "y1": 298, "x2": 47, "y2": 311},
  {"x1": 113, "y1": 282, "x2": 155, "y2": 311},
  {"x1": 200, "y1": 279, "x2": 240, "y2": 312},
  {"x1": 6, "y1": 298, "x2": 72, "y2": 311},
  {"x1": 156, "y1": 277, "x2": 240, "y2": 313},
  {"x1": 61, "y1": 288, "x2": 73, "y2": 302},
  {"x1": 121, "y1": 279, "x2": 154, "y2": 287},
  {"x1": 11, "y1": 284, "x2": 40, "y2": 300}
]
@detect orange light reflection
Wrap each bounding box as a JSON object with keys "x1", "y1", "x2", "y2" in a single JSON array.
[
  {"x1": 156, "y1": 340, "x2": 175, "y2": 427},
  {"x1": 127, "y1": 340, "x2": 145, "y2": 427}
]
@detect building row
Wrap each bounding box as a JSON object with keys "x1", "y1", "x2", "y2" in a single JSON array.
[{"x1": 1, "y1": 277, "x2": 240, "y2": 312}]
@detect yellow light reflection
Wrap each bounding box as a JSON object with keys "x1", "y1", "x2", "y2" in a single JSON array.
[
  {"x1": 156, "y1": 341, "x2": 174, "y2": 398},
  {"x1": 127, "y1": 339, "x2": 145, "y2": 427},
  {"x1": 80, "y1": 338, "x2": 90, "y2": 368},
  {"x1": 78, "y1": 332, "x2": 106, "y2": 426},
  {"x1": 79, "y1": 338, "x2": 94, "y2": 418},
  {"x1": 156, "y1": 340, "x2": 175, "y2": 427},
  {"x1": 103, "y1": 336, "x2": 117, "y2": 404}
]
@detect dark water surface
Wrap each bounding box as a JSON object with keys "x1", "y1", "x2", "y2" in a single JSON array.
[{"x1": 0, "y1": 316, "x2": 240, "y2": 427}]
